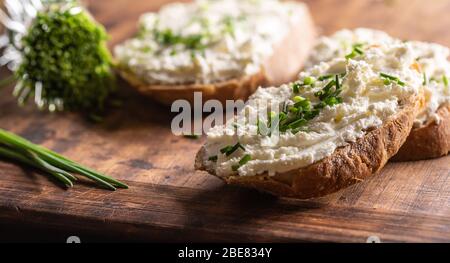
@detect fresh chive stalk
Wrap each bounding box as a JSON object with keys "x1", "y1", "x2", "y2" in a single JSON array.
[
  {"x1": 380, "y1": 73, "x2": 405, "y2": 86},
  {"x1": 0, "y1": 129, "x2": 128, "y2": 190}
]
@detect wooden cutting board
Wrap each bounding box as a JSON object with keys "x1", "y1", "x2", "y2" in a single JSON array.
[{"x1": 1, "y1": 0, "x2": 450, "y2": 242}]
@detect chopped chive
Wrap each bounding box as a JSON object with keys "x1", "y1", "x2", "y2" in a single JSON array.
[
  {"x1": 423, "y1": 72, "x2": 428, "y2": 85},
  {"x1": 345, "y1": 51, "x2": 357, "y2": 60},
  {"x1": 345, "y1": 43, "x2": 365, "y2": 59},
  {"x1": 380, "y1": 72, "x2": 399, "y2": 81},
  {"x1": 220, "y1": 142, "x2": 245, "y2": 156},
  {"x1": 232, "y1": 154, "x2": 252, "y2": 172},
  {"x1": 294, "y1": 99, "x2": 311, "y2": 109},
  {"x1": 354, "y1": 46, "x2": 364, "y2": 55},
  {"x1": 380, "y1": 73, "x2": 405, "y2": 87},
  {"x1": 289, "y1": 107, "x2": 299, "y2": 114},
  {"x1": 239, "y1": 154, "x2": 252, "y2": 166},
  {"x1": 279, "y1": 112, "x2": 288, "y2": 122},
  {"x1": 335, "y1": 75, "x2": 341, "y2": 91},
  {"x1": 443, "y1": 75, "x2": 449, "y2": 87},
  {"x1": 318, "y1": 74, "x2": 334, "y2": 81},
  {"x1": 292, "y1": 82, "x2": 301, "y2": 93},
  {"x1": 220, "y1": 146, "x2": 233, "y2": 154},
  {"x1": 288, "y1": 118, "x2": 307, "y2": 129},
  {"x1": 303, "y1": 76, "x2": 315, "y2": 85},
  {"x1": 293, "y1": 96, "x2": 305, "y2": 103},
  {"x1": 208, "y1": 156, "x2": 218, "y2": 162}
]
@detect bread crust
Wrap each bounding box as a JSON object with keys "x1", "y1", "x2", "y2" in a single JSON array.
[
  {"x1": 392, "y1": 104, "x2": 450, "y2": 162},
  {"x1": 196, "y1": 95, "x2": 423, "y2": 199},
  {"x1": 118, "y1": 5, "x2": 316, "y2": 106}
]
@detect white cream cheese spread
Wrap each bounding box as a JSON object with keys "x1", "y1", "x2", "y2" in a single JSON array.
[
  {"x1": 306, "y1": 28, "x2": 450, "y2": 126},
  {"x1": 203, "y1": 43, "x2": 423, "y2": 177},
  {"x1": 114, "y1": 0, "x2": 307, "y2": 85}
]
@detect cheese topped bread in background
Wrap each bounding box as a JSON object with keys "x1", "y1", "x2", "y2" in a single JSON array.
[
  {"x1": 306, "y1": 28, "x2": 450, "y2": 161},
  {"x1": 196, "y1": 42, "x2": 424, "y2": 198},
  {"x1": 115, "y1": 0, "x2": 316, "y2": 105}
]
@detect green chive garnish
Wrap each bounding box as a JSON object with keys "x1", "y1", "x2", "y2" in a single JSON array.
[
  {"x1": 220, "y1": 142, "x2": 245, "y2": 156},
  {"x1": 303, "y1": 76, "x2": 315, "y2": 86},
  {"x1": 318, "y1": 74, "x2": 334, "y2": 81},
  {"x1": 208, "y1": 156, "x2": 218, "y2": 162},
  {"x1": 380, "y1": 73, "x2": 405, "y2": 87},
  {"x1": 292, "y1": 82, "x2": 301, "y2": 93},
  {"x1": 293, "y1": 96, "x2": 306, "y2": 103},
  {"x1": 345, "y1": 43, "x2": 365, "y2": 59},
  {"x1": 232, "y1": 164, "x2": 240, "y2": 172},
  {"x1": 443, "y1": 75, "x2": 449, "y2": 87},
  {"x1": 232, "y1": 154, "x2": 252, "y2": 172},
  {"x1": 239, "y1": 154, "x2": 252, "y2": 166}
]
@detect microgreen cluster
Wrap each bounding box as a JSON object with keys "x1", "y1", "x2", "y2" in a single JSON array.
[{"x1": 13, "y1": 4, "x2": 116, "y2": 113}]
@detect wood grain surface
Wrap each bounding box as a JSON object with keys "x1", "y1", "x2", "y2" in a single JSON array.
[{"x1": 1, "y1": 0, "x2": 450, "y2": 242}]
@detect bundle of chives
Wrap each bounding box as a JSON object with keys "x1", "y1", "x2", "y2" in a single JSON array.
[{"x1": 0, "y1": 128, "x2": 128, "y2": 190}]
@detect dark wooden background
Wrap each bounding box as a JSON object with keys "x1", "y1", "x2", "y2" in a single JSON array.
[{"x1": 1, "y1": 0, "x2": 450, "y2": 242}]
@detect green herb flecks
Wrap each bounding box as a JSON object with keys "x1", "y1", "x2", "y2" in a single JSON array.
[
  {"x1": 380, "y1": 73, "x2": 406, "y2": 87},
  {"x1": 208, "y1": 155, "x2": 218, "y2": 162},
  {"x1": 423, "y1": 72, "x2": 428, "y2": 86},
  {"x1": 443, "y1": 75, "x2": 449, "y2": 88},
  {"x1": 0, "y1": 128, "x2": 128, "y2": 190},
  {"x1": 318, "y1": 74, "x2": 334, "y2": 81},
  {"x1": 220, "y1": 142, "x2": 245, "y2": 156},
  {"x1": 222, "y1": 16, "x2": 236, "y2": 36},
  {"x1": 232, "y1": 154, "x2": 252, "y2": 172},
  {"x1": 291, "y1": 76, "x2": 316, "y2": 93},
  {"x1": 153, "y1": 28, "x2": 206, "y2": 51},
  {"x1": 15, "y1": 5, "x2": 116, "y2": 113},
  {"x1": 345, "y1": 43, "x2": 365, "y2": 59},
  {"x1": 278, "y1": 74, "x2": 344, "y2": 133}
]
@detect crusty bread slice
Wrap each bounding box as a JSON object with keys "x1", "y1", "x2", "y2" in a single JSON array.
[
  {"x1": 392, "y1": 104, "x2": 450, "y2": 161},
  {"x1": 303, "y1": 28, "x2": 450, "y2": 162},
  {"x1": 196, "y1": 94, "x2": 424, "y2": 199},
  {"x1": 118, "y1": 8, "x2": 316, "y2": 106}
]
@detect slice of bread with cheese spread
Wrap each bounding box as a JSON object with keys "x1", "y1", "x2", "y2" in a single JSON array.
[
  {"x1": 306, "y1": 28, "x2": 450, "y2": 161},
  {"x1": 115, "y1": 0, "x2": 316, "y2": 105},
  {"x1": 196, "y1": 43, "x2": 425, "y2": 199}
]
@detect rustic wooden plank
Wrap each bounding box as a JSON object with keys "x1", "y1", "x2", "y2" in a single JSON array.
[
  {"x1": 1, "y1": 160, "x2": 450, "y2": 243},
  {"x1": 0, "y1": 0, "x2": 450, "y2": 242}
]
